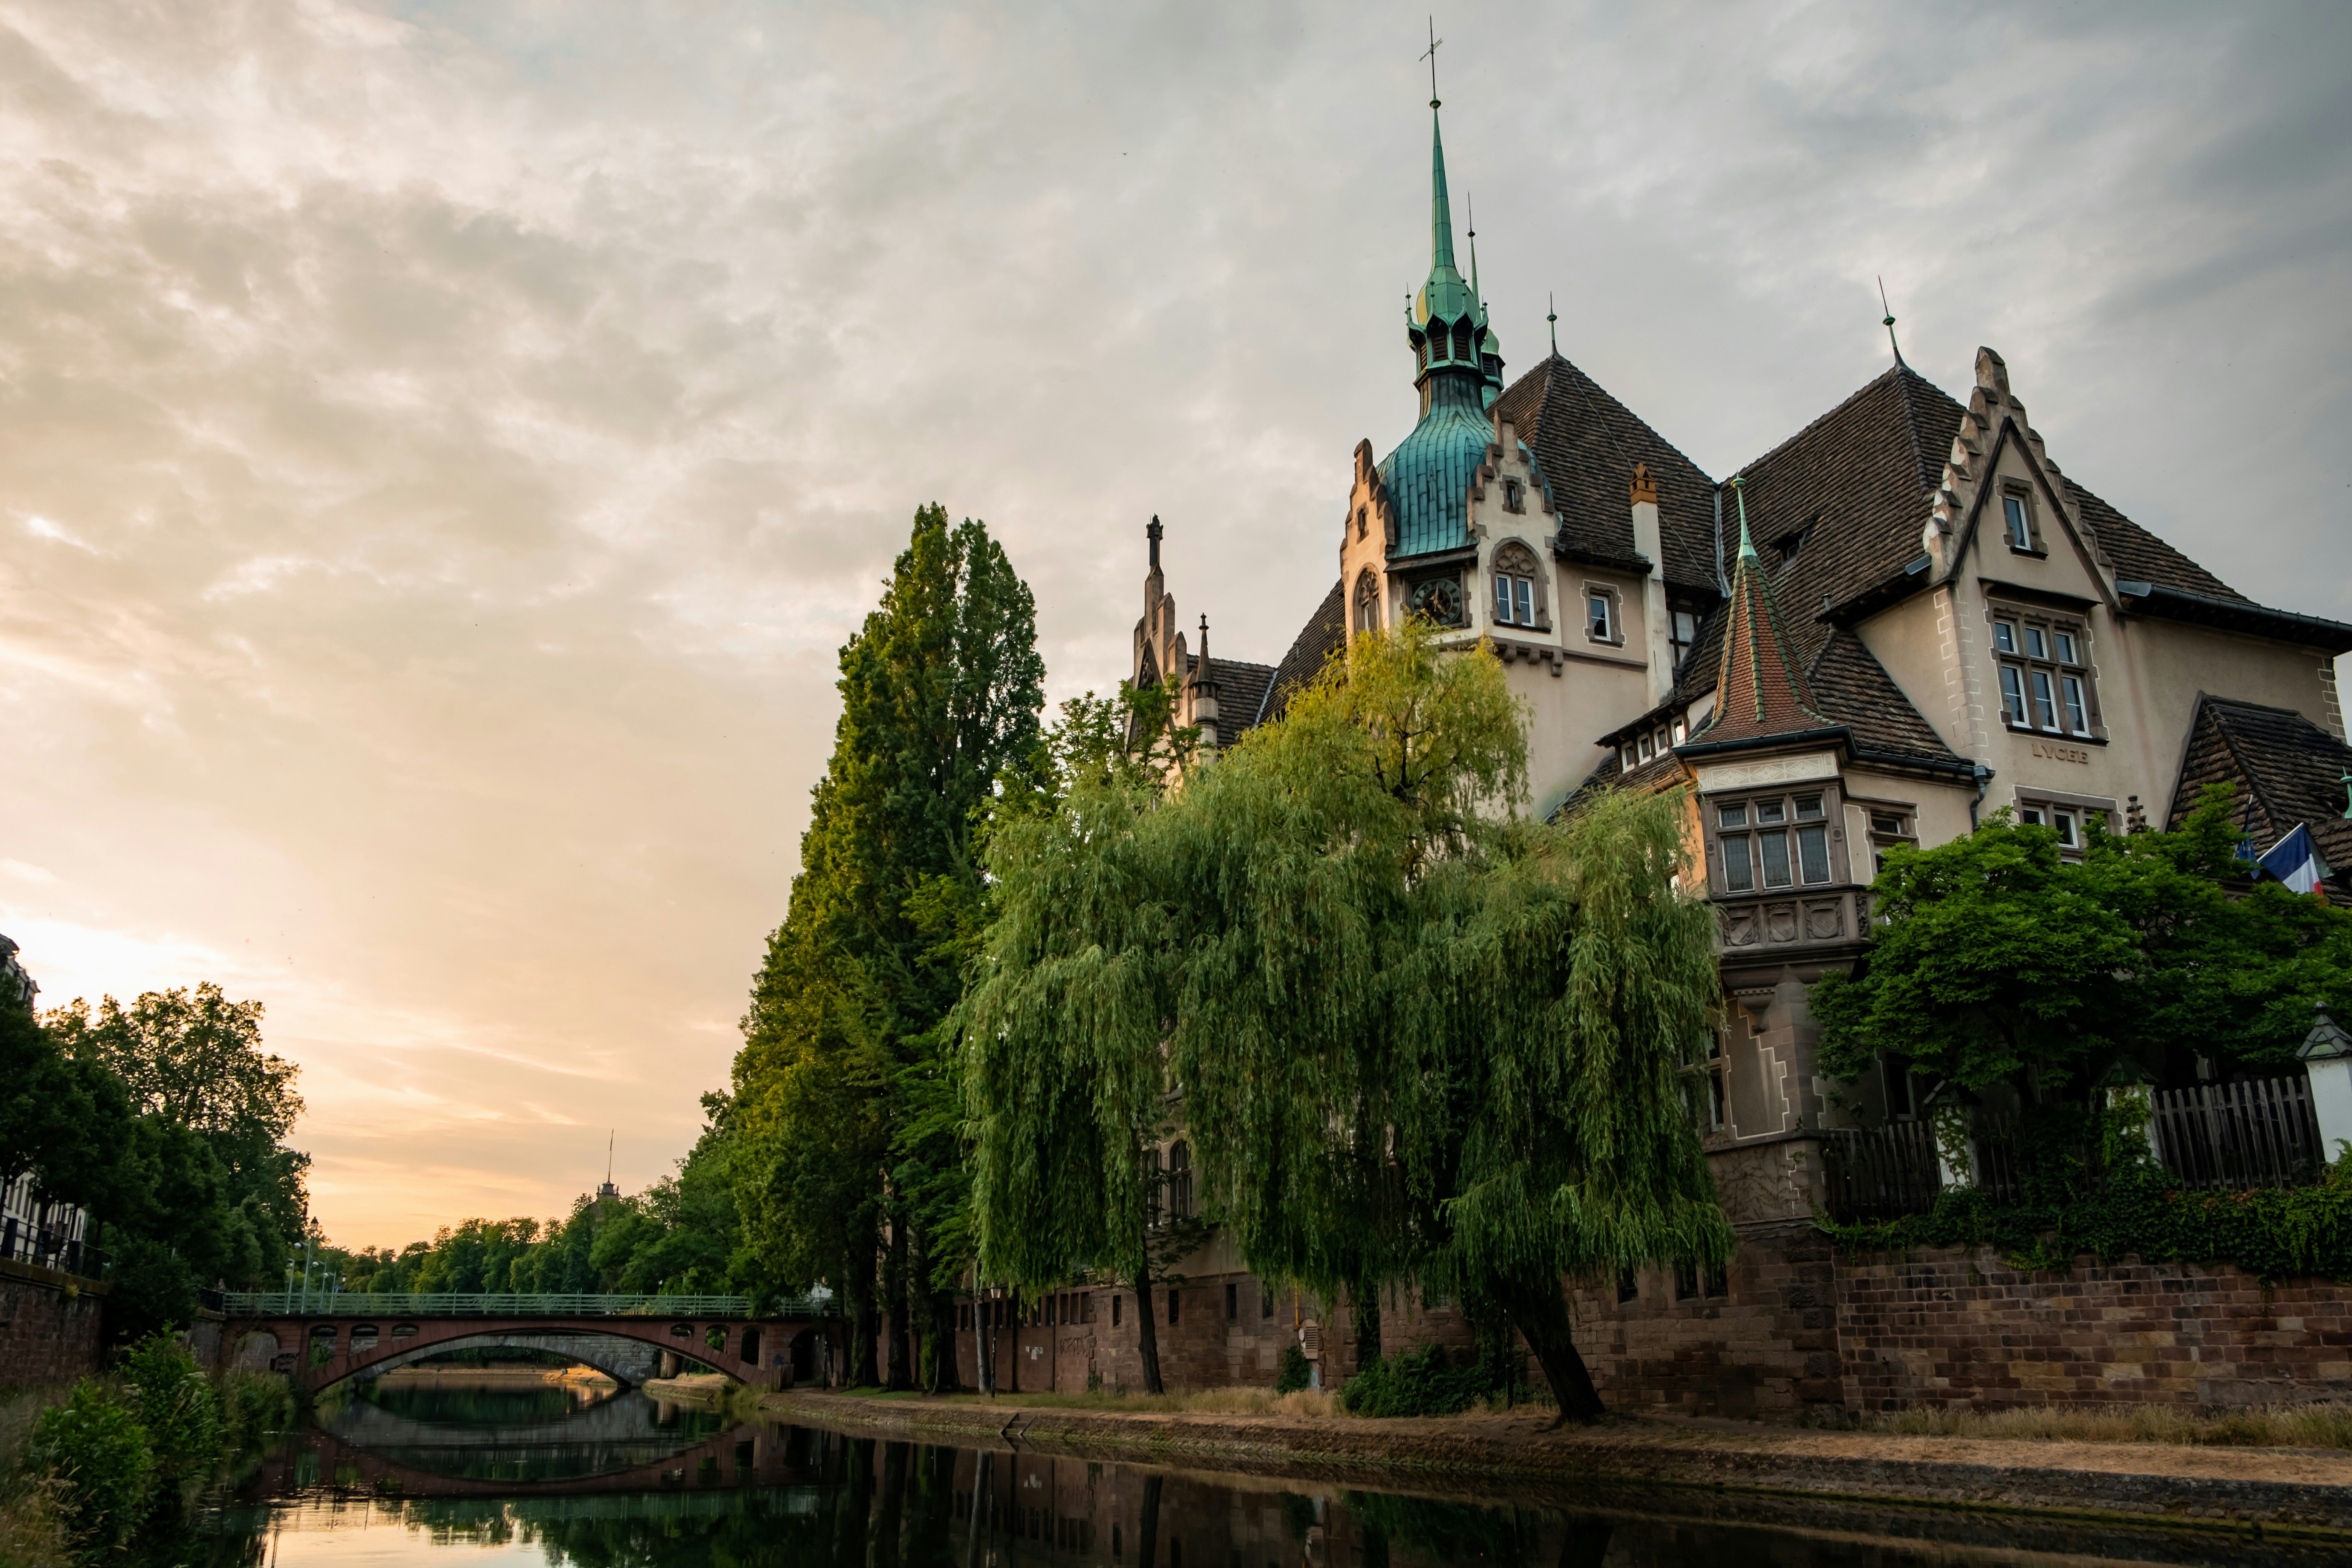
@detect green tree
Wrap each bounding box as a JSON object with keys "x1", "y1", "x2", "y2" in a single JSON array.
[
  {"x1": 733, "y1": 504, "x2": 1042, "y2": 1389},
  {"x1": 963, "y1": 624, "x2": 1729, "y2": 1416},
  {"x1": 1812, "y1": 785, "x2": 2352, "y2": 1095}
]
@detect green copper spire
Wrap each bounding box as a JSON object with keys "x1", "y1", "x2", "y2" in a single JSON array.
[{"x1": 1733, "y1": 475, "x2": 1758, "y2": 562}]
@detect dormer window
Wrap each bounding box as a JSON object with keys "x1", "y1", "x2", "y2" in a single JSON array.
[
  {"x1": 1637, "y1": 732, "x2": 1654, "y2": 763},
  {"x1": 2001, "y1": 489, "x2": 2041, "y2": 553},
  {"x1": 1669, "y1": 607, "x2": 1700, "y2": 671}
]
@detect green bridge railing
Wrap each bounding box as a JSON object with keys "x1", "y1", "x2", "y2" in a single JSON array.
[{"x1": 219, "y1": 1292, "x2": 833, "y2": 1318}]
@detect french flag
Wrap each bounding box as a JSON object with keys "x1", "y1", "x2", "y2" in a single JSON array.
[{"x1": 2257, "y1": 824, "x2": 2328, "y2": 895}]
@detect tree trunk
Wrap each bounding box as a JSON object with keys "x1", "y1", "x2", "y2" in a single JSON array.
[
  {"x1": 929, "y1": 1288, "x2": 961, "y2": 1393},
  {"x1": 1505, "y1": 1280, "x2": 1604, "y2": 1426},
  {"x1": 1137, "y1": 1473, "x2": 1163, "y2": 1568},
  {"x1": 1132, "y1": 1268, "x2": 1165, "y2": 1394},
  {"x1": 884, "y1": 1214, "x2": 912, "y2": 1390},
  {"x1": 848, "y1": 1225, "x2": 882, "y2": 1387},
  {"x1": 1353, "y1": 1274, "x2": 1383, "y2": 1369}
]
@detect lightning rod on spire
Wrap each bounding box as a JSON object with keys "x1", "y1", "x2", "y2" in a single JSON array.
[
  {"x1": 1877, "y1": 275, "x2": 1908, "y2": 369},
  {"x1": 1548, "y1": 292, "x2": 1558, "y2": 356}
]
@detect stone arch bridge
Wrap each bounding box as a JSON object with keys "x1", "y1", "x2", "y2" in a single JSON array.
[{"x1": 219, "y1": 1292, "x2": 831, "y2": 1396}]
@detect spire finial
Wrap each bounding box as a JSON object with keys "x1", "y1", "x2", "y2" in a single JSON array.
[
  {"x1": 1732, "y1": 475, "x2": 1757, "y2": 563},
  {"x1": 1878, "y1": 276, "x2": 1908, "y2": 369},
  {"x1": 1466, "y1": 194, "x2": 1481, "y2": 306},
  {"x1": 1421, "y1": 17, "x2": 1442, "y2": 107},
  {"x1": 1147, "y1": 513, "x2": 1162, "y2": 572},
  {"x1": 1197, "y1": 613, "x2": 1210, "y2": 666},
  {"x1": 1547, "y1": 292, "x2": 1558, "y2": 355}
]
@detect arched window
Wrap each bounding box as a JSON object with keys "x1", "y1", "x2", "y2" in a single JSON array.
[
  {"x1": 1490, "y1": 541, "x2": 1546, "y2": 629},
  {"x1": 1167, "y1": 1141, "x2": 1193, "y2": 1222},
  {"x1": 1354, "y1": 570, "x2": 1382, "y2": 634}
]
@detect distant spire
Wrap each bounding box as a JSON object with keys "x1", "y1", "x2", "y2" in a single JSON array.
[
  {"x1": 1878, "y1": 276, "x2": 1908, "y2": 369},
  {"x1": 1547, "y1": 292, "x2": 1558, "y2": 356},
  {"x1": 1197, "y1": 612, "x2": 1210, "y2": 669},
  {"x1": 1147, "y1": 513, "x2": 1162, "y2": 572}
]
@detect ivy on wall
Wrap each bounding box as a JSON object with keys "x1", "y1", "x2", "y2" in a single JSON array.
[
  {"x1": 1821, "y1": 1104, "x2": 2352, "y2": 1281},
  {"x1": 1823, "y1": 1165, "x2": 2352, "y2": 1280}
]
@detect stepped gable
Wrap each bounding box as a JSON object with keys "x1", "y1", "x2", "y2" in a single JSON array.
[
  {"x1": 1689, "y1": 494, "x2": 1834, "y2": 748},
  {"x1": 2066, "y1": 481, "x2": 2248, "y2": 604},
  {"x1": 2168, "y1": 694, "x2": 2352, "y2": 897},
  {"x1": 1253, "y1": 579, "x2": 1347, "y2": 729},
  {"x1": 1187, "y1": 654, "x2": 1276, "y2": 750},
  {"x1": 1494, "y1": 354, "x2": 1720, "y2": 593}
]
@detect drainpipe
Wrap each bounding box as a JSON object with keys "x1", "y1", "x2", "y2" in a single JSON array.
[{"x1": 1967, "y1": 764, "x2": 1993, "y2": 830}]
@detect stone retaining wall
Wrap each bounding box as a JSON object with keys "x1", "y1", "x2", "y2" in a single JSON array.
[{"x1": 0, "y1": 1259, "x2": 107, "y2": 1390}]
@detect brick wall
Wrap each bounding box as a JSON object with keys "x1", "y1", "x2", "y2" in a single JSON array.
[{"x1": 0, "y1": 1260, "x2": 108, "y2": 1390}]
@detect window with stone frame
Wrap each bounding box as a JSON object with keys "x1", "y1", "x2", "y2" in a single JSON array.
[
  {"x1": 2000, "y1": 484, "x2": 2044, "y2": 553},
  {"x1": 1991, "y1": 602, "x2": 2099, "y2": 738},
  {"x1": 1353, "y1": 570, "x2": 1382, "y2": 634},
  {"x1": 2015, "y1": 795, "x2": 2110, "y2": 857},
  {"x1": 1684, "y1": 1030, "x2": 1727, "y2": 1135},
  {"x1": 1166, "y1": 1139, "x2": 1193, "y2": 1222},
  {"x1": 1712, "y1": 790, "x2": 1839, "y2": 895},
  {"x1": 1502, "y1": 478, "x2": 1526, "y2": 513},
  {"x1": 1864, "y1": 804, "x2": 1917, "y2": 874},
  {"x1": 1584, "y1": 583, "x2": 1621, "y2": 644},
  {"x1": 1490, "y1": 541, "x2": 1546, "y2": 628}
]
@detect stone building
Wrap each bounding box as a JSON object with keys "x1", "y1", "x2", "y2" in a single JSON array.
[{"x1": 944, "y1": 87, "x2": 2352, "y2": 1416}]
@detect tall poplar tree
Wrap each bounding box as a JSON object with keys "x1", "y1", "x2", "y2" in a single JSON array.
[
  {"x1": 733, "y1": 504, "x2": 1043, "y2": 1388},
  {"x1": 963, "y1": 624, "x2": 1728, "y2": 1418}
]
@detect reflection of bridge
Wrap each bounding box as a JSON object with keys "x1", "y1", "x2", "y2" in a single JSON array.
[
  {"x1": 245, "y1": 1415, "x2": 791, "y2": 1500},
  {"x1": 219, "y1": 1292, "x2": 831, "y2": 1395}
]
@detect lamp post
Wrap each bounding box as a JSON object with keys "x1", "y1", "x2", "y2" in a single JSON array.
[{"x1": 2299, "y1": 1003, "x2": 2352, "y2": 1166}]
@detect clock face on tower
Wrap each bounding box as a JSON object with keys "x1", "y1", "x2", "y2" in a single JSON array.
[{"x1": 1408, "y1": 574, "x2": 1465, "y2": 627}]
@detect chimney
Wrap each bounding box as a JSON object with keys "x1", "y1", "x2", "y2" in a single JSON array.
[{"x1": 1629, "y1": 464, "x2": 1674, "y2": 705}]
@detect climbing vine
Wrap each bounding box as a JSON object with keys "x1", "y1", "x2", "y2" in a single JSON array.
[{"x1": 1822, "y1": 1134, "x2": 2352, "y2": 1282}]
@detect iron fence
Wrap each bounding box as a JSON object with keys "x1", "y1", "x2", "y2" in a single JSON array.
[
  {"x1": 2150, "y1": 1076, "x2": 2324, "y2": 1191},
  {"x1": 0, "y1": 1218, "x2": 106, "y2": 1281},
  {"x1": 213, "y1": 1291, "x2": 835, "y2": 1318}
]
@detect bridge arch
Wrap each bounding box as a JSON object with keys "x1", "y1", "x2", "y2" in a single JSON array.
[{"x1": 243, "y1": 1317, "x2": 750, "y2": 1396}]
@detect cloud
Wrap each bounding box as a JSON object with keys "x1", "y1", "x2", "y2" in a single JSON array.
[{"x1": 0, "y1": 0, "x2": 2345, "y2": 1243}]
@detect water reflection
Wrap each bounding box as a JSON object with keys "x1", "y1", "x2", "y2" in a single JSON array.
[{"x1": 193, "y1": 1395, "x2": 2332, "y2": 1568}]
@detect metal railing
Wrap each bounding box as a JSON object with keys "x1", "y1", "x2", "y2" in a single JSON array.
[
  {"x1": 2151, "y1": 1076, "x2": 2324, "y2": 1191},
  {"x1": 215, "y1": 1291, "x2": 839, "y2": 1318},
  {"x1": 1821, "y1": 1119, "x2": 1941, "y2": 1222},
  {"x1": 0, "y1": 1219, "x2": 107, "y2": 1281}
]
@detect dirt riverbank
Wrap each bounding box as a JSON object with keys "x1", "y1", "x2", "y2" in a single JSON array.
[{"x1": 763, "y1": 1388, "x2": 2352, "y2": 1542}]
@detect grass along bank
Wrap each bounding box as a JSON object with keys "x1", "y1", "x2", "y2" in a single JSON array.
[{"x1": 1864, "y1": 1400, "x2": 2352, "y2": 1448}]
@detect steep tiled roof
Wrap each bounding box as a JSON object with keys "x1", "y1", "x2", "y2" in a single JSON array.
[
  {"x1": 1494, "y1": 354, "x2": 1722, "y2": 595},
  {"x1": 1555, "y1": 746, "x2": 1687, "y2": 820},
  {"x1": 1689, "y1": 511, "x2": 1835, "y2": 749},
  {"x1": 1714, "y1": 367, "x2": 1960, "y2": 672},
  {"x1": 2067, "y1": 482, "x2": 2248, "y2": 603},
  {"x1": 1806, "y1": 630, "x2": 1960, "y2": 766},
  {"x1": 1254, "y1": 579, "x2": 1347, "y2": 729},
  {"x1": 2167, "y1": 695, "x2": 2352, "y2": 897},
  {"x1": 1186, "y1": 655, "x2": 1276, "y2": 750}
]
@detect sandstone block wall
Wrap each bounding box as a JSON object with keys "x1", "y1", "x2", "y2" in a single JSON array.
[{"x1": 0, "y1": 1262, "x2": 107, "y2": 1390}]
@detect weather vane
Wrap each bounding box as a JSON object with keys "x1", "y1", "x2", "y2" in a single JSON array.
[
  {"x1": 1422, "y1": 18, "x2": 1442, "y2": 107},
  {"x1": 1878, "y1": 275, "x2": 1908, "y2": 369}
]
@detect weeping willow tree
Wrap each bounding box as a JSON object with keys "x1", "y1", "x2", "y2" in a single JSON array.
[{"x1": 963, "y1": 623, "x2": 1729, "y2": 1419}]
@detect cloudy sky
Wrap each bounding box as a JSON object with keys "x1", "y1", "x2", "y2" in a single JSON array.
[{"x1": 2, "y1": 1, "x2": 2346, "y2": 1247}]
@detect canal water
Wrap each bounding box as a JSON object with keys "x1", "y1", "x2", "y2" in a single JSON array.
[{"x1": 177, "y1": 1377, "x2": 2325, "y2": 1567}]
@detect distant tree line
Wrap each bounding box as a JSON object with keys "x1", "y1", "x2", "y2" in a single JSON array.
[
  {"x1": 324, "y1": 1092, "x2": 746, "y2": 1301},
  {"x1": 2, "y1": 978, "x2": 311, "y2": 1343}
]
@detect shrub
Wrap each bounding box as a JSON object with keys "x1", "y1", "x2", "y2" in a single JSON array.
[
  {"x1": 26, "y1": 1383, "x2": 152, "y2": 1554},
  {"x1": 1340, "y1": 1343, "x2": 1518, "y2": 1418},
  {"x1": 117, "y1": 1335, "x2": 221, "y2": 1490},
  {"x1": 1273, "y1": 1344, "x2": 1311, "y2": 1395},
  {"x1": 217, "y1": 1370, "x2": 294, "y2": 1454}
]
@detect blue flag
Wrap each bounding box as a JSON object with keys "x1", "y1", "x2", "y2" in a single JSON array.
[{"x1": 2256, "y1": 824, "x2": 2326, "y2": 895}]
